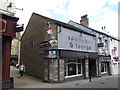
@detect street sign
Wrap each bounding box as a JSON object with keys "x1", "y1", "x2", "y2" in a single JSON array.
[
  {"x1": 48, "y1": 54, "x2": 57, "y2": 58},
  {"x1": 49, "y1": 51, "x2": 56, "y2": 55}
]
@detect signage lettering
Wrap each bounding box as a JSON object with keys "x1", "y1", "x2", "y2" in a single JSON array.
[
  {"x1": 58, "y1": 27, "x2": 96, "y2": 52},
  {"x1": 97, "y1": 43, "x2": 104, "y2": 47},
  {"x1": 68, "y1": 35, "x2": 92, "y2": 50}
]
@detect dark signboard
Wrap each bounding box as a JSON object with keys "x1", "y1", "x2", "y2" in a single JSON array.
[
  {"x1": 40, "y1": 41, "x2": 51, "y2": 48},
  {"x1": 97, "y1": 43, "x2": 104, "y2": 47},
  {"x1": 14, "y1": 24, "x2": 24, "y2": 32}
]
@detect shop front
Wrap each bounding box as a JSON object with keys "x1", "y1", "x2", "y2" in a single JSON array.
[
  {"x1": 60, "y1": 50, "x2": 98, "y2": 82},
  {"x1": 44, "y1": 49, "x2": 98, "y2": 83}
]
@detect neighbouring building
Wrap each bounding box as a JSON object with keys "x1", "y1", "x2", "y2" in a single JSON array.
[
  {"x1": 68, "y1": 15, "x2": 120, "y2": 76},
  {"x1": 11, "y1": 32, "x2": 21, "y2": 65},
  {"x1": 21, "y1": 12, "x2": 99, "y2": 83},
  {"x1": 0, "y1": 0, "x2": 23, "y2": 88},
  {"x1": 110, "y1": 38, "x2": 120, "y2": 75}
]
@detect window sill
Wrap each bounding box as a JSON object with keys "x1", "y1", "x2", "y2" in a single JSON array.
[
  {"x1": 101, "y1": 72, "x2": 107, "y2": 74},
  {"x1": 65, "y1": 74, "x2": 82, "y2": 78}
]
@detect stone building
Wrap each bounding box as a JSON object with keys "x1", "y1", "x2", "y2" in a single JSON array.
[
  {"x1": 11, "y1": 32, "x2": 21, "y2": 64},
  {"x1": 21, "y1": 12, "x2": 99, "y2": 83}
]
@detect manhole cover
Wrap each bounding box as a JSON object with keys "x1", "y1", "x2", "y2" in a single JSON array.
[
  {"x1": 100, "y1": 82, "x2": 104, "y2": 84},
  {"x1": 75, "y1": 84, "x2": 79, "y2": 85}
]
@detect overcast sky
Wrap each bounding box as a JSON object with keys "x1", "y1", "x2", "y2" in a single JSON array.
[{"x1": 15, "y1": 0, "x2": 119, "y2": 37}]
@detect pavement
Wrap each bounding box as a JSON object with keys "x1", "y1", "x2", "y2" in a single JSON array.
[{"x1": 10, "y1": 66, "x2": 119, "y2": 89}]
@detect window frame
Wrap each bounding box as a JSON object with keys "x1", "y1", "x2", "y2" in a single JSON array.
[
  {"x1": 65, "y1": 60, "x2": 82, "y2": 78},
  {"x1": 101, "y1": 63, "x2": 107, "y2": 74}
]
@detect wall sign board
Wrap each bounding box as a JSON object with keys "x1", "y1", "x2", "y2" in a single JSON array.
[
  {"x1": 58, "y1": 26, "x2": 97, "y2": 52},
  {"x1": 40, "y1": 41, "x2": 51, "y2": 48}
]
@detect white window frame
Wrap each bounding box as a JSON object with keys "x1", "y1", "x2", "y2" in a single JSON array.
[
  {"x1": 65, "y1": 62, "x2": 82, "y2": 78},
  {"x1": 101, "y1": 63, "x2": 107, "y2": 74}
]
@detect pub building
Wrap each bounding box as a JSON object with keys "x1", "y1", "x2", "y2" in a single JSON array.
[
  {"x1": 68, "y1": 19, "x2": 113, "y2": 77},
  {"x1": 21, "y1": 12, "x2": 101, "y2": 83}
]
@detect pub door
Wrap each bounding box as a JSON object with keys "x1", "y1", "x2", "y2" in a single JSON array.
[{"x1": 89, "y1": 59, "x2": 97, "y2": 77}]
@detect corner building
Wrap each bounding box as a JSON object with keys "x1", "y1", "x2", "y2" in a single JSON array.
[{"x1": 21, "y1": 12, "x2": 99, "y2": 83}]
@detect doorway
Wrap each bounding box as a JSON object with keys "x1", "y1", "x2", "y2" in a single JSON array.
[{"x1": 89, "y1": 59, "x2": 97, "y2": 77}]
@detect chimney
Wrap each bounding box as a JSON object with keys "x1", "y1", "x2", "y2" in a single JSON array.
[{"x1": 80, "y1": 14, "x2": 89, "y2": 27}]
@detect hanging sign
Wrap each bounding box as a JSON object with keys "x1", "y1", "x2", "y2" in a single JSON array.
[
  {"x1": 97, "y1": 43, "x2": 104, "y2": 47},
  {"x1": 46, "y1": 28, "x2": 52, "y2": 34},
  {"x1": 114, "y1": 47, "x2": 117, "y2": 51},
  {"x1": 49, "y1": 40, "x2": 57, "y2": 46}
]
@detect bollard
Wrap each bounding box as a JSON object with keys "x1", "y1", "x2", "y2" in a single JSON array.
[
  {"x1": 89, "y1": 76, "x2": 91, "y2": 82},
  {"x1": 89, "y1": 71, "x2": 91, "y2": 82}
]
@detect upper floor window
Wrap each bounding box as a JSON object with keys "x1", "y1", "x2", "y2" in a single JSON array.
[
  {"x1": 98, "y1": 37, "x2": 102, "y2": 43},
  {"x1": 11, "y1": 49, "x2": 13, "y2": 54},
  {"x1": 105, "y1": 40, "x2": 107, "y2": 49}
]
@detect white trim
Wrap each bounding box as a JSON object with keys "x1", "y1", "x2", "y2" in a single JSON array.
[
  {"x1": 65, "y1": 74, "x2": 82, "y2": 78},
  {"x1": 101, "y1": 63, "x2": 107, "y2": 74},
  {"x1": 101, "y1": 72, "x2": 107, "y2": 74}
]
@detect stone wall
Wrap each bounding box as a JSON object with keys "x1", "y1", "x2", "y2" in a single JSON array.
[
  {"x1": 21, "y1": 13, "x2": 58, "y2": 79},
  {"x1": 85, "y1": 59, "x2": 89, "y2": 78}
]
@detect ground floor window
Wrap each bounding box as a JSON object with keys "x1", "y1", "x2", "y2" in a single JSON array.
[
  {"x1": 65, "y1": 58, "x2": 82, "y2": 78},
  {"x1": 101, "y1": 63, "x2": 107, "y2": 74}
]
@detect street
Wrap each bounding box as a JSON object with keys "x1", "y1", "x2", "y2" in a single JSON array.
[{"x1": 9, "y1": 66, "x2": 119, "y2": 89}]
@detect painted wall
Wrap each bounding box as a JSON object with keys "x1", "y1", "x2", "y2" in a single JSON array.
[
  {"x1": 109, "y1": 39, "x2": 118, "y2": 60},
  {"x1": 68, "y1": 21, "x2": 110, "y2": 56}
]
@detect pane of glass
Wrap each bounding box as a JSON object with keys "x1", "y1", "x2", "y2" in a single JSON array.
[
  {"x1": 64, "y1": 65, "x2": 66, "y2": 76},
  {"x1": 68, "y1": 64, "x2": 76, "y2": 76},
  {"x1": 105, "y1": 64, "x2": 107, "y2": 72},
  {"x1": 101, "y1": 63, "x2": 104, "y2": 72},
  {"x1": 78, "y1": 59, "x2": 81, "y2": 63},
  {"x1": 78, "y1": 64, "x2": 81, "y2": 74}
]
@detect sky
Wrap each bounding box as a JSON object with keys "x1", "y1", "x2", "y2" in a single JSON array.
[{"x1": 15, "y1": 0, "x2": 119, "y2": 37}]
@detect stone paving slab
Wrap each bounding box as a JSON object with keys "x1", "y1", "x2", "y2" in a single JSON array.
[{"x1": 10, "y1": 66, "x2": 119, "y2": 88}]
